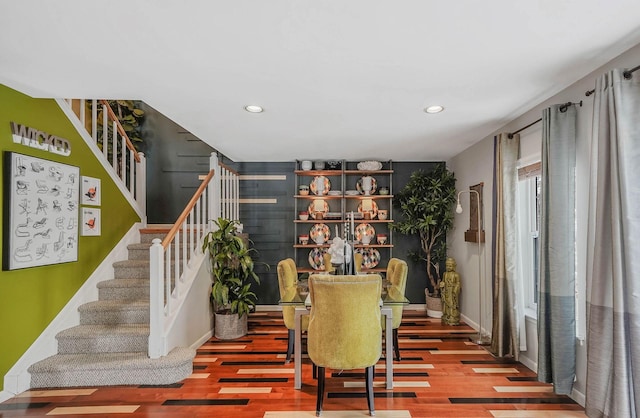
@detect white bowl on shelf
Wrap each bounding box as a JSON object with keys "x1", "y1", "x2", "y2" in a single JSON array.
[{"x1": 357, "y1": 161, "x2": 382, "y2": 171}]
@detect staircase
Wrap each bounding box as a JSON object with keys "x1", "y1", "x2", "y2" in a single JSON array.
[{"x1": 28, "y1": 227, "x2": 196, "y2": 388}]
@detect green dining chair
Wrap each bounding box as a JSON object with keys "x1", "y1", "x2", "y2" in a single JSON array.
[
  {"x1": 277, "y1": 258, "x2": 308, "y2": 362},
  {"x1": 307, "y1": 274, "x2": 382, "y2": 417}
]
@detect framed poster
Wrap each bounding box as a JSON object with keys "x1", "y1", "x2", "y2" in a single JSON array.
[
  {"x1": 81, "y1": 176, "x2": 101, "y2": 206},
  {"x1": 81, "y1": 207, "x2": 101, "y2": 236},
  {"x1": 3, "y1": 152, "x2": 79, "y2": 270}
]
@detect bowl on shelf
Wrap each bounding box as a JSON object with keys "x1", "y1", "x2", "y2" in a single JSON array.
[
  {"x1": 299, "y1": 211, "x2": 309, "y2": 220},
  {"x1": 314, "y1": 161, "x2": 325, "y2": 170},
  {"x1": 376, "y1": 234, "x2": 388, "y2": 245},
  {"x1": 299, "y1": 234, "x2": 309, "y2": 245},
  {"x1": 301, "y1": 160, "x2": 313, "y2": 171},
  {"x1": 357, "y1": 160, "x2": 382, "y2": 171},
  {"x1": 299, "y1": 185, "x2": 310, "y2": 195},
  {"x1": 378, "y1": 209, "x2": 388, "y2": 220}
]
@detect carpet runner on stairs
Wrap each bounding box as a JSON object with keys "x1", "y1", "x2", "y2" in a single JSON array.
[{"x1": 28, "y1": 226, "x2": 196, "y2": 388}]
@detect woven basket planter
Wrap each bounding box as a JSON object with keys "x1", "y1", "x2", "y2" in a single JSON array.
[{"x1": 214, "y1": 313, "x2": 248, "y2": 340}]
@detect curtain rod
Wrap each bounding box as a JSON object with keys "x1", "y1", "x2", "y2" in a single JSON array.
[
  {"x1": 507, "y1": 101, "x2": 580, "y2": 139},
  {"x1": 585, "y1": 63, "x2": 640, "y2": 96}
]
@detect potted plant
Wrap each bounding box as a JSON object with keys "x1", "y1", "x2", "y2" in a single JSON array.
[
  {"x1": 391, "y1": 164, "x2": 456, "y2": 317},
  {"x1": 202, "y1": 217, "x2": 260, "y2": 339}
]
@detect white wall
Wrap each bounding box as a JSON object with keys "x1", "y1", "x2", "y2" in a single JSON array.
[{"x1": 447, "y1": 41, "x2": 640, "y2": 405}]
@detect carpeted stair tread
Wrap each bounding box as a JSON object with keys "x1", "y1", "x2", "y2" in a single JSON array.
[
  {"x1": 57, "y1": 324, "x2": 149, "y2": 338},
  {"x1": 127, "y1": 242, "x2": 153, "y2": 250},
  {"x1": 56, "y1": 324, "x2": 150, "y2": 354},
  {"x1": 30, "y1": 348, "x2": 194, "y2": 372},
  {"x1": 79, "y1": 300, "x2": 149, "y2": 311},
  {"x1": 28, "y1": 348, "x2": 196, "y2": 388},
  {"x1": 112, "y1": 259, "x2": 150, "y2": 268},
  {"x1": 97, "y1": 278, "x2": 149, "y2": 288}
]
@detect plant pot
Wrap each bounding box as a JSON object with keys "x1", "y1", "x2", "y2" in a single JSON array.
[
  {"x1": 214, "y1": 312, "x2": 248, "y2": 340},
  {"x1": 425, "y1": 290, "x2": 443, "y2": 318}
]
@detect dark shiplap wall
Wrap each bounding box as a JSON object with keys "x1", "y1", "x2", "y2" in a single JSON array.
[
  {"x1": 228, "y1": 161, "x2": 441, "y2": 305},
  {"x1": 143, "y1": 124, "x2": 443, "y2": 305},
  {"x1": 142, "y1": 103, "x2": 216, "y2": 224}
]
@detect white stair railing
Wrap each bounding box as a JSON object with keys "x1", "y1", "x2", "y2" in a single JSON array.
[
  {"x1": 61, "y1": 99, "x2": 146, "y2": 217},
  {"x1": 148, "y1": 154, "x2": 240, "y2": 358}
]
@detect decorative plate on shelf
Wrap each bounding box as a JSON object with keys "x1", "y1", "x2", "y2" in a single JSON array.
[
  {"x1": 310, "y1": 175, "x2": 331, "y2": 195},
  {"x1": 308, "y1": 200, "x2": 329, "y2": 219},
  {"x1": 327, "y1": 190, "x2": 342, "y2": 196},
  {"x1": 357, "y1": 200, "x2": 379, "y2": 219},
  {"x1": 356, "y1": 176, "x2": 377, "y2": 195},
  {"x1": 308, "y1": 248, "x2": 327, "y2": 270},
  {"x1": 355, "y1": 223, "x2": 376, "y2": 243},
  {"x1": 310, "y1": 223, "x2": 330, "y2": 244},
  {"x1": 355, "y1": 248, "x2": 381, "y2": 269}
]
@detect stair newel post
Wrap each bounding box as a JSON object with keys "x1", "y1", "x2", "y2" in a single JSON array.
[{"x1": 149, "y1": 238, "x2": 165, "y2": 359}]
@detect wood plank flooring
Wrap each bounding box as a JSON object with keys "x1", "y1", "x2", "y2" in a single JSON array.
[{"x1": 0, "y1": 310, "x2": 586, "y2": 417}]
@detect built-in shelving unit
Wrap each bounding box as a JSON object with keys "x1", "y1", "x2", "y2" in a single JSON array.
[{"x1": 293, "y1": 160, "x2": 393, "y2": 274}]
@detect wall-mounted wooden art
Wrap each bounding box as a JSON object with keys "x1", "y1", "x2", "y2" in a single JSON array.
[
  {"x1": 3, "y1": 152, "x2": 79, "y2": 270},
  {"x1": 464, "y1": 182, "x2": 485, "y2": 243}
]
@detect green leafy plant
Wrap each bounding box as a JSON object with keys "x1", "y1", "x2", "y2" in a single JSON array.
[
  {"x1": 202, "y1": 218, "x2": 260, "y2": 317},
  {"x1": 96, "y1": 100, "x2": 145, "y2": 149},
  {"x1": 391, "y1": 164, "x2": 457, "y2": 296}
]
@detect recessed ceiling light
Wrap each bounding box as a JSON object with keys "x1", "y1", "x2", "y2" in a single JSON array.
[
  {"x1": 244, "y1": 105, "x2": 263, "y2": 113},
  {"x1": 424, "y1": 105, "x2": 444, "y2": 114}
]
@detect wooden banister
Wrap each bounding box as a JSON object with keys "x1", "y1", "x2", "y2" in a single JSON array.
[
  {"x1": 99, "y1": 99, "x2": 141, "y2": 162},
  {"x1": 161, "y1": 169, "x2": 215, "y2": 248},
  {"x1": 218, "y1": 161, "x2": 239, "y2": 175}
]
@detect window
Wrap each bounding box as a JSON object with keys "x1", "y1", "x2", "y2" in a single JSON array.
[{"x1": 517, "y1": 162, "x2": 541, "y2": 315}]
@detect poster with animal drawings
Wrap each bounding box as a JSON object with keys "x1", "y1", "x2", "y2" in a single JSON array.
[{"x1": 3, "y1": 152, "x2": 79, "y2": 270}]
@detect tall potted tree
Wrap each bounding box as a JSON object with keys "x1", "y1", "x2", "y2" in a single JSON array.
[
  {"x1": 202, "y1": 218, "x2": 260, "y2": 339},
  {"x1": 392, "y1": 164, "x2": 457, "y2": 317}
]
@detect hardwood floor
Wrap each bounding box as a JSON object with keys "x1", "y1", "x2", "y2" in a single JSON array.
[{"x1": 0, "y1": 310, "x2": 586, "y2": 417}]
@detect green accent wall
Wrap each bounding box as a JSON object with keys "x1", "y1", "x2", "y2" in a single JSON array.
[{"x1": 0, "y1": 85, "x2": 140, "y2": 391}]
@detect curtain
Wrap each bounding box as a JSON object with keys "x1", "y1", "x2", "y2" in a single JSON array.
[
  {"x1": 585, "y1": 68, "x2": 640, "y2": 417},
  {"x1": 537, "y1": 103, "x2": 577, "y2": 395},
  {"x1": 489, "y1": 133, "x2": 521, "y2": 359}
]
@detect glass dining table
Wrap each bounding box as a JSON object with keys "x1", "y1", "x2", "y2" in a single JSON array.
[{"x1": 279, "y1": 278, "x2": 410, "y2": 390}]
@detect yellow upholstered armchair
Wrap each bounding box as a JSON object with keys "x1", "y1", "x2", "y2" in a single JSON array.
[
  {"x1": 307, "y1": 274, "x2": 382, "y2": 417},
  {"x1": 385, "y1": 258, "x2": 408, "y2": 361},
  {"x1": 322, "y1": 252, "x2": 363, "y2": 274},
  {"x1": 276, "y1": 258, "x2": 308, "y2": 362}
]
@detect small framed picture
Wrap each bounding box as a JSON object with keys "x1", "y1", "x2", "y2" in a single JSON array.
[
  {"x1": 81, "y1": 176, "x2": 101, "y2": 206},
  {"x1": 81, "y1": 207, "x2": 101, "y2": 236}
]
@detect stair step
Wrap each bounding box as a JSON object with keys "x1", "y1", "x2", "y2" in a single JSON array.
[
  {"x1": 79, "y1": 300, "x2": 149, "y2": 325},
  {"x1": 127, "y1": 242, "x2": 152, "y2": 260},
  {"x1": 56, "y1": 324, "x2": 150, "y2": 354},
  {"x1": 28, "y1": 347, "x2": 196, "y2": 388},
  {"x1": 113, "y1": 259, "x2": 150, "y2": 279},
  {"x1": 97, "y1": 278, "x2": 149, "y2": 300}
]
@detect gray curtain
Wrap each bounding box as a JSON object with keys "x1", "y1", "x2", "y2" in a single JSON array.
[
  {"x1": 537, "y1": 103, "x2": 577, "y2": 395},
  {"x1": 490, "y1": 133, "x2": 521, "y2": 359},
  {"x1": 585, "y1": 68, "x2": 640, "y2": 417}
]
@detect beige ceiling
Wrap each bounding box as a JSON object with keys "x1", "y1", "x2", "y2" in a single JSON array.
[{"x1": 2, "y1": 1, "x2": 640, "y2": 162}]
